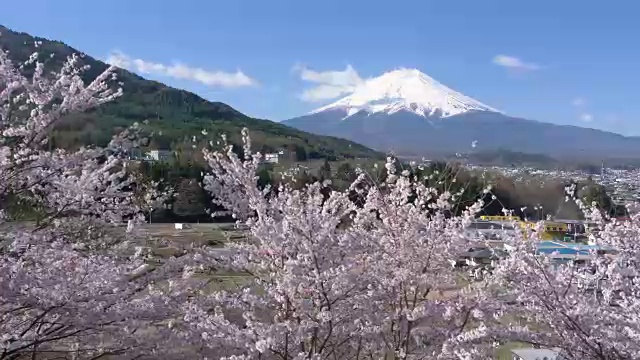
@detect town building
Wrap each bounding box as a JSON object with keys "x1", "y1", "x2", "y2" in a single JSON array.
[
  {"x1": 146, "y1": 149, "x2": 173, "y2": 161},
  {"x1": 263, "y1": 153, "x2": 280, "y2": 164},
  {"x1": 127, "y1": 148, "x2": 144, "y2": 160}
]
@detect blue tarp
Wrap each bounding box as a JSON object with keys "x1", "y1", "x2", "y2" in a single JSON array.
[{"x1": 536, "y1": 241, "x2": 615, "y2": 255}]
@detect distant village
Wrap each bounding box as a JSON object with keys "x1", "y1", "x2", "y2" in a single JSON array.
[
  {"x1": 129, "y1": 147, "x2": 640, "y2": 212},
  {"x1": 466, "y1": 162, "x2": 640, "y2": 208}
]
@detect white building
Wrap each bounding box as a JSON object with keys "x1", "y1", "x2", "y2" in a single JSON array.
[
  {"x1": 264, "y1": 153, "x2": 279, "y2": 164},
  {"x1": 146, "y1": 149, "x2": 173, "y2": 161}
]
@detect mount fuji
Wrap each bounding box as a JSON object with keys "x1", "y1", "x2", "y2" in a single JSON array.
[
  {"x1": 283, "y1": 68, "x2": 640, "y2": 160},
  {"x1": 309, "y1": 68, "x2": 500, "y2": 119}
]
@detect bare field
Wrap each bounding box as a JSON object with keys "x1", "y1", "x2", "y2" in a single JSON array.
[
  {"x1": 129, "y1": 223, "x2": 254, "y2": 291},
  {"x1": 133, "y1": 222, "x2": 242, "y2": 246},
  {"x1": 127, "y1": 222, "x2": 247, "y2": 259},
  {"x1": 0, "y1": 221, "x2": 246, "y2": 261}
]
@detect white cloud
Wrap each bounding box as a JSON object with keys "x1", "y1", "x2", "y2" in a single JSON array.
[
  {"x1": 580, "y1": 113, "x2": 593, "y2": 122},
  {"x1": 293, "y1": 64, "x2": 364, "y2": 102},
  {"x1": 572, "y1": 98, "x2": 594, "y2": 122},
  {"x1": 106, "y1": 50, "x2": 257, "y2": 88},
  {"x1": 492, "y1": 55, "x2": 540, "y2": 71},
  {"x1": 572, "y1": 97, "x2": 586, "y2": 107}
]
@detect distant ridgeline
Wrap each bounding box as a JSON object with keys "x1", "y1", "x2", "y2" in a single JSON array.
[{"x1": 0, "y1": 25, "x2": 382, "y2": 161}]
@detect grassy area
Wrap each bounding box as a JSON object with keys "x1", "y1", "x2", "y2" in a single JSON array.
[
  {"x1": 199, "y1": 271, "x2": 253, "y2": 292},
  {"x1": 495, "y1": 342, "x2": 530, "y2": 360}
]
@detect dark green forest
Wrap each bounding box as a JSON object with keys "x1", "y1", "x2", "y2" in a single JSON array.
[{"x1": 129, "y1": 158, "x2": 626, "y2": 223}]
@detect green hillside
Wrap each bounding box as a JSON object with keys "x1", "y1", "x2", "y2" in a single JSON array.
[{"x1": 0, "y1": 25, "x2": 382, "y2": 160}]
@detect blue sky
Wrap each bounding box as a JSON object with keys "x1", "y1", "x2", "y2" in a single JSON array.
[{"x1": 2, "y1": 0, "x2": 639, "y2": 134}]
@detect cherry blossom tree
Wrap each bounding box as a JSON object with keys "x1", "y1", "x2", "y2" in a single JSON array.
[
  {"x1": 486, "y1": 192, "x2": 640, "y2": 359},
  {"x1": 4, "y1": 37, "x2": 640, "y2": 360},
  {"x1": 180, "y1": 132, "x2": 496, "y2": 360},
  {"x1": 0, "y1": 48, "x2": 201, "y2": 359},
  {"x1": 190, "y1": 132, "x2": 640, "y2": 359}
]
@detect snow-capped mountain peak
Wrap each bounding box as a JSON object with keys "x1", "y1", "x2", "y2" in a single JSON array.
[{"x1": 310, "y1": 68, "x2": 500, "y2": 119}]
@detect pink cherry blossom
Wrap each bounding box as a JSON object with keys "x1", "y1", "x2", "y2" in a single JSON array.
[
  {"x1": 0, "y1": 49, "x2": 199, "y2": 359},
  {"x1": 4, "y1": 44, "x2": 640, "y2": 360}
]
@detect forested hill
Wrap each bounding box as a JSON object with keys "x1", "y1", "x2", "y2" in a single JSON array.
[{"x1": 0, "y1": 25, "x2": 382, "y2": 160}]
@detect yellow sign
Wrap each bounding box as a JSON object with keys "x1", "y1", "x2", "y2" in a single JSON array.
[{"x1": 478, "y1": 215, "x2": 520, "y2": 222}]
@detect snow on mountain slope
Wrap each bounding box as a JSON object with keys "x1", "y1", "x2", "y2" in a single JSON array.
[{"x1": 310, "y1": 68, "x2": 501, "y2": 119}]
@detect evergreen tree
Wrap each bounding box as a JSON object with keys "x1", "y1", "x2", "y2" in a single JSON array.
[
  {"x1": 257, "y1": 166, "x2": 273, "y2": 189},
  {"x1": 294, "y1": 145, "x2": 308, "y2": 161},
  {"x1": 173, "y1": 178, "x2": 207, "y2": 218},
  {"x1": 318, "y1": 159, "x2": 332, "y2": 180},
  {"x1": 336, "y1": 162, "x2": 357, "y2": 183}
]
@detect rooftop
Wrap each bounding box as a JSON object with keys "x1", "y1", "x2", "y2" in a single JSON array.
[{"x1": 511, "y1": 347, "x2": 563, "y2": 360}]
